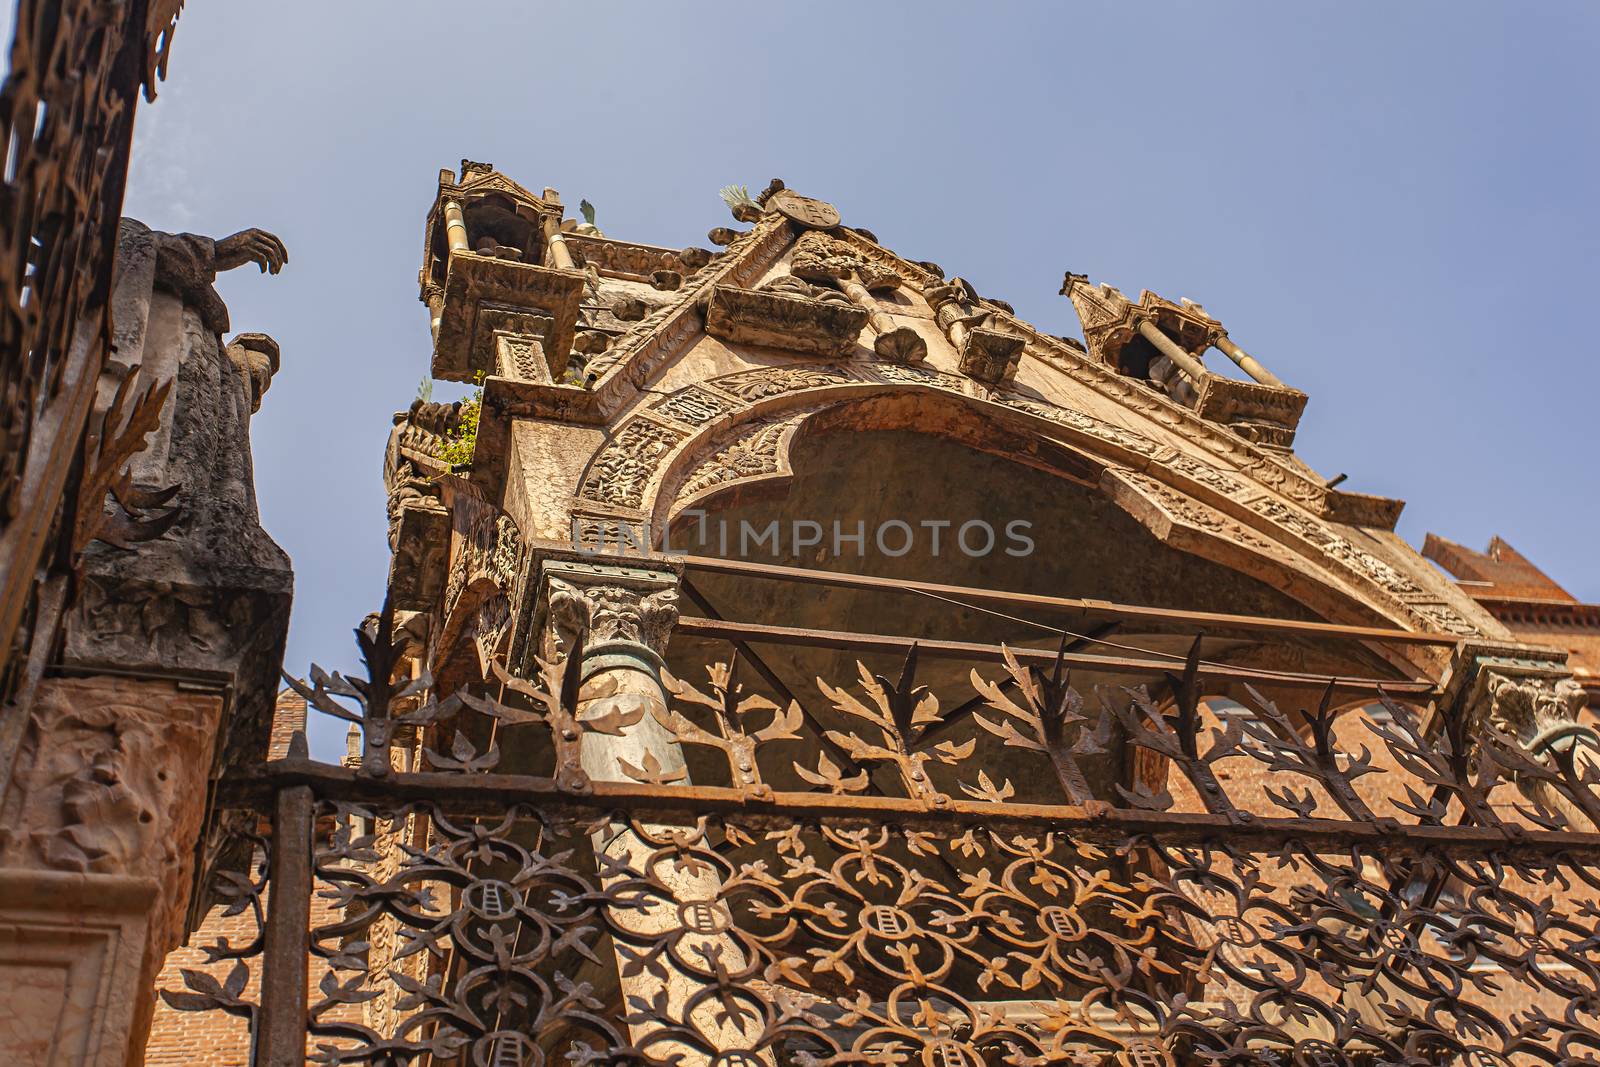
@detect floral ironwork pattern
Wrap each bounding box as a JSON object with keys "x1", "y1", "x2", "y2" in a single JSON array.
[{"x1": 178, "y1": 628, "x2": 1600, "y2": 1065}]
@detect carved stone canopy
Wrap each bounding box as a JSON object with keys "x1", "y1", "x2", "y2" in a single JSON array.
[
  {"x1": 425, "y1": 161, "x2": 560, "y2": 270},
  {"x1": 1061, "y1": 277, "x2": 1218, "y2": 373},
  {"x1": 421, "y1": 162, "x2": 580, "y2": 382}
]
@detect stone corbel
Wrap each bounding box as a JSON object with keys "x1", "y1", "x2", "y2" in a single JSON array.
[
  {"x1": 789, "y1": 231, "x2": 927, "y2": 362},
  {"x1": 958, "y1": 327, "x2": 1025, "y2": 384},
  {"x1": 926, "y1": 279, "x2": 1024, "y2": 384},
  {"x1": 1192, "y1": 374, "x2": 1309, "y2": 450}
]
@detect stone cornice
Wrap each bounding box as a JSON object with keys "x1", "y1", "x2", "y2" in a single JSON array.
[
  {"x1": 1473, "y1": 596, "x2": 1600, "y2": 629},
  {"x1": 473, "y1": 210, "x2": 1403, "y2": 532},
  {"x1": 563, "y1": 233, "x2": 694, "y2": 282},
  {"x1": 832, "y1": 229, "x2": 1403, "y2": 529}
]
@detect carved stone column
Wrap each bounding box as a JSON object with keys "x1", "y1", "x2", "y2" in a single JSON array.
[
  {"x1": 537, "y1": 559, "x2": 774, "y2": 1067},
  {"x1": 442, "y1": 198, "x2": 470, "y2": 253},
  {"x1": 543, "y1": 560, "x2": 686, "y2": 787},
  {"x1": 1136, "y1": 318, "x2": 1209, "y2": 391},
  {"x1": 541, "y1": 212, "x2": 577, "y2": 272},
  {"x1": 925, "y1": 278, "x2": 1024, "y2": 385},
  {"x1": 1212, "y1": 333, "x2": 1285, "y2": 388}
]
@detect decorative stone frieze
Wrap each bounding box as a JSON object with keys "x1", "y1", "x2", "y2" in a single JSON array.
[
  {"x1": 675, "y1": 411, "x2": 808, "y2": 503},
  {"x1": 563, "y1": 232, "x2": 705, "y2": 283},
  {"x1": 494, "y1": 328, "x2": 552, "y2": 384},
  {"x1": 578, "y1": 417, "x2": 689, "y2": 509}
]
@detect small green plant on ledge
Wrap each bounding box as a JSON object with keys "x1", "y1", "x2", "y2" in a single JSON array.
[{"x1": 438, "y1": 371, "x2": 483, "y2": 469}]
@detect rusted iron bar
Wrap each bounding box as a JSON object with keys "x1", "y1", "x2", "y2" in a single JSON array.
[
  {"x1": 680, "y1": 578, "x2": 855, "y2": 766},
  {"x1": 218, "y1": 761, "x2": 1600, "y2": 858},
  {"x1": 672, "y1": 615, "x2": 1436, "y2": 695},
  {"x1": 921, "y1": 622, "x2": 1122, "y2": 745},
  {"x1": 678, "y1": 554, "x2": 1458, "y2": 647},
  {"x1": 255, "y1": 783, "x2": 313, "y2": 1067}
]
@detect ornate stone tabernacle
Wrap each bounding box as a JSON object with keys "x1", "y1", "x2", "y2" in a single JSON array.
[
  {"x1": 4, "y1": 68, "x2": 1599, "y2": 1062},
  {"x1": 129, "y1": 164, "x2": 1600, "y2": 1067}
]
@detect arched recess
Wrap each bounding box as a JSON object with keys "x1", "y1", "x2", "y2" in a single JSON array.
[
  {"x1": 566, "y1": 362, "x2": 1477, "y2": 672},
  {"x1": 558, "y1": 372, "x2": 1476, "y2": 806}
]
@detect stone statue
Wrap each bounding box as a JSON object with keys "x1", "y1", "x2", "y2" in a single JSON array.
[
  {"x1": 0, "y1": 220, "x2": 295, "y2": 1063},
  {"x1": 146, "y1": 225, "x2": 286, "y2": 335},
  {"x1": 61, "y1": 217, "x2": 294, "y2": 795}
]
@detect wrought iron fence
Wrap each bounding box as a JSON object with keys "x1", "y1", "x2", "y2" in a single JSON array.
[{"x1": 168, "y1": 632, "x2": 1600, "y2": 1066}]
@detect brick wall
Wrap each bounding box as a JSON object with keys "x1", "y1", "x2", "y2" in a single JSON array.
[{"x1": 144, "y1": 856, "x2": 365, "y2": 1064}]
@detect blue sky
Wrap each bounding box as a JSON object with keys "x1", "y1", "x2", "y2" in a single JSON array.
[{"x1": 51, "y1": 2, "x2": 1600, "y2": 755}]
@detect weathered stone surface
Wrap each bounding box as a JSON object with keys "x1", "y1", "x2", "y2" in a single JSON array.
[
  {"x1": 66, "y1": 221, "x2": 292, "y2": 777},
  {"x1": 0, "y1": 674, "x2": 224, "y2": 1066},
  {"x1": 0, "y1": 676, "x2": 218, "y2": 913},
  {"x1": 768, "y1": 190, "x2": 841, "y2": 231},
  {"x1": 1193, "y1": 374, "x2": 1308, "y2": 449},
  {"x1": 0, "y1": 868, "x2": 159, "y2": 1067},
  {"x1": 958, "y1": 326, "x2": 1025, "y2": 384},
  {"x1": 3, "y1": 219, "x2": 299, "y2": 1067},
  {"x1": 703, "y1": 283, "x2": 868, "y2": 357}
]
